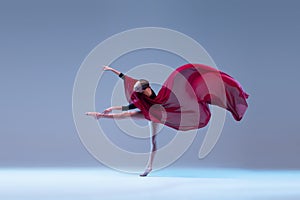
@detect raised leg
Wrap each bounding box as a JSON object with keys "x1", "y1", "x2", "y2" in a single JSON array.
[{"x1": 85, "y1": 111, "x2": 144, "y2": 119}]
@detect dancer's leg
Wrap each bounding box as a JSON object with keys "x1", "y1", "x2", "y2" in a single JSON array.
[
  {"x1": 140, "y1": 121, "x2": 158, "y2": 177},
  {"x1": 86, "y1": 111, "x2": 144, "y2": 119},
  {"x1": 87, "y1": 111, "x2": 158, "y2": 177}
]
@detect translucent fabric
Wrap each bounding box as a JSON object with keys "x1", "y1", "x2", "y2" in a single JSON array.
[{"x1": 123, "y1": 63, "x2": 249, "y2": 131}]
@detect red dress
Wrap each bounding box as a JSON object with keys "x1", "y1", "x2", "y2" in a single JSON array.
[{"x1": 123, "y1": 63, "x2": 249, "y2": 131}]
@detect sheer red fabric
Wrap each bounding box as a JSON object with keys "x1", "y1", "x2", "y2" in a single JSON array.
[{"x1": 123, "y1": 63, "x2": 249, "y2": 131}]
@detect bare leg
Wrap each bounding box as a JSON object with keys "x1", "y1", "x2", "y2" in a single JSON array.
[
  {"x1": 86, "y1": 111, "x2": 158, "y2": 177},
  {"x1": 140, "y1": 121, "x2": 158, "y2": 177},
  {"x1": 86, "y1": 111, "x2": 144, "y2": 119}
]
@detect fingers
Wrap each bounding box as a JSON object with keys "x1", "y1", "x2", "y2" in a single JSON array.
[
  {"x1": 103, "y1": 108, "x2": 112, "y2": 114},
  {"x1": 103, "y1": 65, "x2": 111, "y2": 71}
]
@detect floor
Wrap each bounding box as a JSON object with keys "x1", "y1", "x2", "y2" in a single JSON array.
[{"x1": 1, "y1": 168, "x2": 300, "y2": 200}]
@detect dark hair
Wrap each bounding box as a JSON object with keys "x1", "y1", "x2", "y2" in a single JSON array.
[
  {"x1": 139, "y1": 79, "x2": 149, "y2": 90},
  {"x1": 133, "y1": 79, "x2": 150, "y2": 92}
]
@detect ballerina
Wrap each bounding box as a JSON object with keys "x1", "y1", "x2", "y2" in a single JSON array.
[
  {"x1": 86, "y1": 64, "x2": 249, "y2": 176},
  {"x1": 86, "y1": 66, "x2": 158, "y2": 176}
]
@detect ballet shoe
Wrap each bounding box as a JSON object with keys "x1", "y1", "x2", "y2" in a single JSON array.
[{"x1": 139, "y1": 168, "x2": 152, "y2": 177}]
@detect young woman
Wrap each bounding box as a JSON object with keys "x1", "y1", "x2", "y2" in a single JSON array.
[
  {"x1": 86, "y1": 66, "x2": 158, "y2": 177},
  {"x1": 86, "y1": 64, "x2": 249, "y2": 177}
]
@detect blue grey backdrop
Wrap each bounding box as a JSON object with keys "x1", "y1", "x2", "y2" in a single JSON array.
[{"x1": 1, "y1": 0, "x2": 299, "y2": 169}]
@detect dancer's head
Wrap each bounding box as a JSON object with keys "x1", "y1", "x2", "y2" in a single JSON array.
[{"x1": 133, "y1": 79, "x2": 150, "y2": 93}]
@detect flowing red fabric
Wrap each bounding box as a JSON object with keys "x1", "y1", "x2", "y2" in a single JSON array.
[{"x1": 123, "y1": 63, "x2": 249, "y2": 131}]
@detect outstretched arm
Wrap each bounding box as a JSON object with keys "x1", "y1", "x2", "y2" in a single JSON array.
[
  {"x1": 103, "y1": 66, "x2": 122, "y2": 76},
  {"x1": 102, "y1": 106, "x2": 122, "y2": 114}
]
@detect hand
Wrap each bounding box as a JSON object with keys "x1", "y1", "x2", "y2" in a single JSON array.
[
  {"x1": 103, "y1": 65, "x2": 113, "y2": 71},
  {"x1": 103, "y1": 107, "x2": 112, "y2": 114}
]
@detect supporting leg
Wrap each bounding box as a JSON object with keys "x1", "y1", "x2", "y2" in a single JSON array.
[{"x1": 140, "y1": 121, "x2": 158, "y2": 177}]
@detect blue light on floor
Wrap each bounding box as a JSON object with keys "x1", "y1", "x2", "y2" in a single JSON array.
[{"x1": 1, "y1": 168, "x2": 300, "y2": 200}]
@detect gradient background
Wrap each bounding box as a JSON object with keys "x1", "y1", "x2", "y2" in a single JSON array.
[{"x1": 1, "y1": 0, "x2": 299, "y2": 170}]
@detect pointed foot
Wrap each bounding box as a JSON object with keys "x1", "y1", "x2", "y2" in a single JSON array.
[
  {"x1": 139, "y1": 168, "x2": 152, "y2": 177},
  {"x1": 85, "y1": 112, "x2": 102, "y2": 119}
]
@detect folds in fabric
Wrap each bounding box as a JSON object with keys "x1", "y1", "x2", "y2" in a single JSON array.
[{"x1": 123, "y1": 63, "x2": 249, "y2": 131}]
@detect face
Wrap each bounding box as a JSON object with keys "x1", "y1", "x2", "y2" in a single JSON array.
[
  {"x1": 135, "y1": 88, "x2": 144, "y2": 93},
  {"x1": 142, "y1": 87, "x2": 152, "y2": 97},
  {"x1": 133, "y1": 80, "x2": 150, "y2": 94}
]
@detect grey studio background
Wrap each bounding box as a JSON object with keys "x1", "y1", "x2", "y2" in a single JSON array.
[{"x1": 0, "y1": 0, "x2": 299, "y2": 170}]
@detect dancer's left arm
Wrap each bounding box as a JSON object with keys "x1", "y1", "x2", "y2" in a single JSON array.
[
  {"x1": 103, "y1": 66, "x2": 122, "y2": 76},
  {"x1": 103, "y1": 106, "x2": 122, "y2": 113}
]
